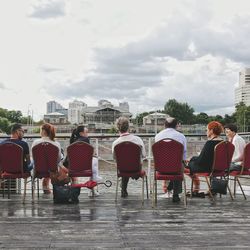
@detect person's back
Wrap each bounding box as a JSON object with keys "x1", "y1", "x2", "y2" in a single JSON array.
[
  {"x1": 155, "y1": 117, "x2": 186, "y2": 202},
  {"x1": 1, "y1": 123, "x2": 31, "y2": 173},
  {"x1": 112, "y1": 116, "x2": 146, "y2": 198}
]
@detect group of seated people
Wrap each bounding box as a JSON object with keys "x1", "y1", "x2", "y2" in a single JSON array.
[
  {"x1": 0, "y1": 123, "x2": 102, "y2": 196},
  {"x1": 0, "y1": 116, "x2": 246, "y2": 203}
]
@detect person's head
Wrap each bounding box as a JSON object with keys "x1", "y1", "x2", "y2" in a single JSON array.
[
  {"x1": 224, "y1": 124, "x2": 237, "y2": 140},
  {"x1": 165, "y1": 117, "x2": 178, "y2": 129},
  {"x1": 10, "y1": 123, "x2": 24, "y2": 140},
  {"x1": 70, "y1": 125, "x2": 88, "y2": 144},
  {"x1": 40, "y1": 123, "x2": 56, "y2": 141},
  {"x1": 206, "y1": 121, "x2": 223, "y2": 139},
  {"x1": 116, "y1": 117, "x2": 129, "y2": 133}
]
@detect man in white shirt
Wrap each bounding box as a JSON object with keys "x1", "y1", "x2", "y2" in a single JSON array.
[
  {"x1": 224, "y1": 124, "x2": 246, "y2": 171},
  {"x1": 112, "y1": 117, "x2": 146, "y2": 198},
  {"x1": 155, "y1": 117, "x2": 187, "y2": 202}
]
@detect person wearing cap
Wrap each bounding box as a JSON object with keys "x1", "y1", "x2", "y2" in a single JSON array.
[
  {"x1": 112, "y1": 116, "x2": 146, "y2": 198},
  {"x1": 1, "y1": 123, "x2": 32, "y2": 173},
  {"x1": 224, "y1": 124, "x2": 246, "y2": 171},
  {"x1": 155, "y1": 117, "x2": 187, "y2": 203}
]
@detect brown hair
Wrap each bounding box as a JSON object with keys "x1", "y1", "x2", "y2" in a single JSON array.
[
  {"x1": 116, "y1": 117, "x2": 129, "y2": 133},
  {"x1": 41, "y1": 123, "x2": 56, "y2": 141},
  {"x1": 207, "y1": 121, "x2": 223, "y2": 136}
]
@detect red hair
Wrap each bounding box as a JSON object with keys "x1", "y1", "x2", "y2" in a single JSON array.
[
  {"x1": 41, "y1": 123, "x2": 56, "y2": 141},
  {"x1": 207, "y1": 121, "x2": 223, "y2": 136}
]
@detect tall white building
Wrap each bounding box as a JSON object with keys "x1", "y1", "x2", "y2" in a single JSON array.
[
  {"x1": 68, "y1": 100, "x2": 87, "y2": 124},
  {"x1": 235, "y1": 68, "x2": 250, "y2": 106}
]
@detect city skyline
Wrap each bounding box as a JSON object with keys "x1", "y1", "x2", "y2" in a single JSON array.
[{"x1": 1, "y1": 0, "x2": 250, "y2": 121}]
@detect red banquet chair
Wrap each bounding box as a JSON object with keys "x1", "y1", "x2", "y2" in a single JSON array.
[
  {"x1": 114, "y1": 141, "x2": 148, "y2": 204},
  {"x1": 32, "y1": 142, "x2": 59, "y2": 201},
  {"x1": 230, "y1": 142, "x2": 250, "y2": 200},
  {"x1": 152, "y1": 138, "x2": 187, "y2": 207},
  {"x1": 0, "y1": 142, "x2": 31, "y2": 203},
  {"x1": 190, "y1": 141, "x2": 235, "y2": 201},
  {"x1": 66, "y1": 141, "x2": 94, "y2": 178}
]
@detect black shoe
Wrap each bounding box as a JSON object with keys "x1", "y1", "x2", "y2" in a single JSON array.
[
  {"x1": 172, "y1": 194, "x2": 180, "y2": 203},
  {"x1": 121, "y1": 190, "x2": 128, "y2": 198},
  {"x1": 167, "y1": 181, "x2": 174, "y2": 192}
]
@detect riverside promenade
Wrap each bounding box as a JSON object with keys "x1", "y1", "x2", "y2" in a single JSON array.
[{"x1": 1, "y1": 161, "x2": 250, "y2": 249}]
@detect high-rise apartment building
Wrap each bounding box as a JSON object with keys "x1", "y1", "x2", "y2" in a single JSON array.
[
  {"x1": 235, "y1": 68, "x2": 250, "y2": 106},
  {"x1": 46, "y1": 101, "x2": 65, "y2": 114},
  {"x1": 68, "y1": 100, "x2": 87, "y2": 124}
]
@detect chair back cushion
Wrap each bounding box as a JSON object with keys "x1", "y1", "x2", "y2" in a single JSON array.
[
  {"x1": 0, "y1": 142, "x2": 23, "y2": 174},
  {"x1": 32, "y1": 142, "x2": 59, "y2": 177},
  {"x1": 242, "y1": 143, "x2": 250, "y2": 171},
  {"x1": 212, "y1": 141, "x2": 235, "y2": 173},
  {"x1": 67, "y1": 141, "x2": 93, "y2": 177},
  {"x1": 152, "y1": 138, "x2": 183, "y2": 174},
  {"x1": 114, "y1": 141, "x2": 142, "y2": 174}
]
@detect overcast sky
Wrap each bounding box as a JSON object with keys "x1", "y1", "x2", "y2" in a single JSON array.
[{"x1": 0, "y1": 0, "x2": 250, "y2": 121}]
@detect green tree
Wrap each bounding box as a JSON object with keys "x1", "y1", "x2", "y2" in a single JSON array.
[
  {"x1": 195, "y1": 112, "x2": 209, "y2": 124},
  {"x1": 0, "y1": 108, "x2": 8, "y2": 118},
  {"x1": 164, "y1": 99, "x2": 195, "y2": 124},
  {"x1": 234, "y1": 102, "x2": 250, "y2": 132},
  {"x1": 6, "y1": 110, "x2": 23, "y2": 123},
  {"x1": 0, "y1": 117, "x2": 10, "y2": 133},
  {"x1": 134, "y1": 112, "x2": 149, "y2": 126}
]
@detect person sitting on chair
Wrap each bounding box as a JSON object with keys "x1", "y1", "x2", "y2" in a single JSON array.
[
  {"x1": 63, "y1": 125, "x2": 102, "y2": 197},
  {"x1": 112, "y1": 116, "x2": 146, "y2": 198},
  {"x1": 31, "y1": 123, "x2": 63, "y2": 194},
  {"x1": 1, "y1": 123, "x2": 32, "y2": 173},
  {"x1": 155, "y1": 117, "x2": 187, "y2": 203},
  {"x1": 185, "y1": 121, "x2": 224, "y2": 196},
  {"x1": 224, "y1": 124, "x2": 246, "y2": 172}
]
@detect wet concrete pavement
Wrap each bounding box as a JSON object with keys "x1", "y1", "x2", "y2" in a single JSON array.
[{"x1": 1, "y1": 168, "x2": 250, "y2": 249}]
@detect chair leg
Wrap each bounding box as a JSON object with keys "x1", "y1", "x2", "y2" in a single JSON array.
[
  {"x1": 233, "y1": 177, "x2": 237, "y2": 198},
  {"x1": 183, "y1": 177, "x2": 187, "y2": 208},
  {"x1": 8, "y1": 179, "x2": 10, "y2": 199},
  {"x1": 206, "y1": 177, "x2": 215, "y2": 202},
  {"x1": 37, "y1": 179, "x2": 39, "y2": 199},
  {"x1": 146, "y1": 176, "x2": 149, "y2": 199},
  {"x1": 190, "y1": 178, "x2": 194, "y2": 198},
  {"x1": 236, "y1": 177, "x2": 247, "y2": 200},
  {"x1": 32, "y1": 177, "x2": 35, "y2": 203},
  {"x1": 227, "y1": 181, "x2": 234, "y2": 201},
  {"x1": 3, "y1": 179, "x2": 5, "y2": 198},
  {"x1": 22, "y1": 178, "x2": 27, "y2": 204},
  {"x1": 155, "y1": 179, "x2": 157, "y2": 206},
  {"x1": 115, "y1": 176, "x2": 119, "y2": 202},
  {"x1": 142, "y1": 176, "x2": 144, "y2": 205}
]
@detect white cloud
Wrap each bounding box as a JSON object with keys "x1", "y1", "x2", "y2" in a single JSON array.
[
  {"x1": 1, "y1": 0, "x2": 250, "y2": 120},
  {"x1": 28, "y1": 0, "x2": 66, "y2": 20}
]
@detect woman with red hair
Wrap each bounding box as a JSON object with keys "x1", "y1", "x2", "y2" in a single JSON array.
[
  {"x1": 185, "y1": 121, "x2": 224, "y2": 196},
  {"x1": 31, "y1": 123, "x2": 63, "y2": 194}
]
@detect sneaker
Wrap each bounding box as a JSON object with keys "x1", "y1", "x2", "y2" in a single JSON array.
[
  {"x1": 88, "y1": 190, "x2": 100, "y2": 197},
  {"x1": 94, "y1": 176, "x2": 103, "y2": 182},
  {"x1": 172, "y1": 194, "x2": 181, "y2": 203}
]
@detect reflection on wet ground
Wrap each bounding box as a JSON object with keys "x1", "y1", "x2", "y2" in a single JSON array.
[{"x1": 1, "y1": 169, "x2": 250, "y2": 249}]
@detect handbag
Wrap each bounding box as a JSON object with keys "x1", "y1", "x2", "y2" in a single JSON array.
[
  {"x1": 211, "y1": 177, "x2": 228, "y2": 195},
  {"x1": 53, "y1": 185, "x2": 80, "y2": 204},
  {"x1": 50, "y1": 170, "x2": 70, "y2": 186}
]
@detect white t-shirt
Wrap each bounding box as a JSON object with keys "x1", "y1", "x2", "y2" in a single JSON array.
[
  {"x1": 232, "y1": 133, "x2": 246, "y2": 165},
  {"x1": 31, "y1": 136, "x2": 63, "y2": 167},
  {"x1": 155, "y1": 128, "x2": 187, "y2": 160},
  {"x1": 112, "y1": 133, "x2": 146, "y2": 159}
]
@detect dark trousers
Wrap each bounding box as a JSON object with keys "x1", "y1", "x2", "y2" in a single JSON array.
[
  {"x1": 168, "y1": 180, "x2": 182, "y2": 195},
  {"x1": 121, "y1": 177, "x2": 129, "y2": 191}
]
